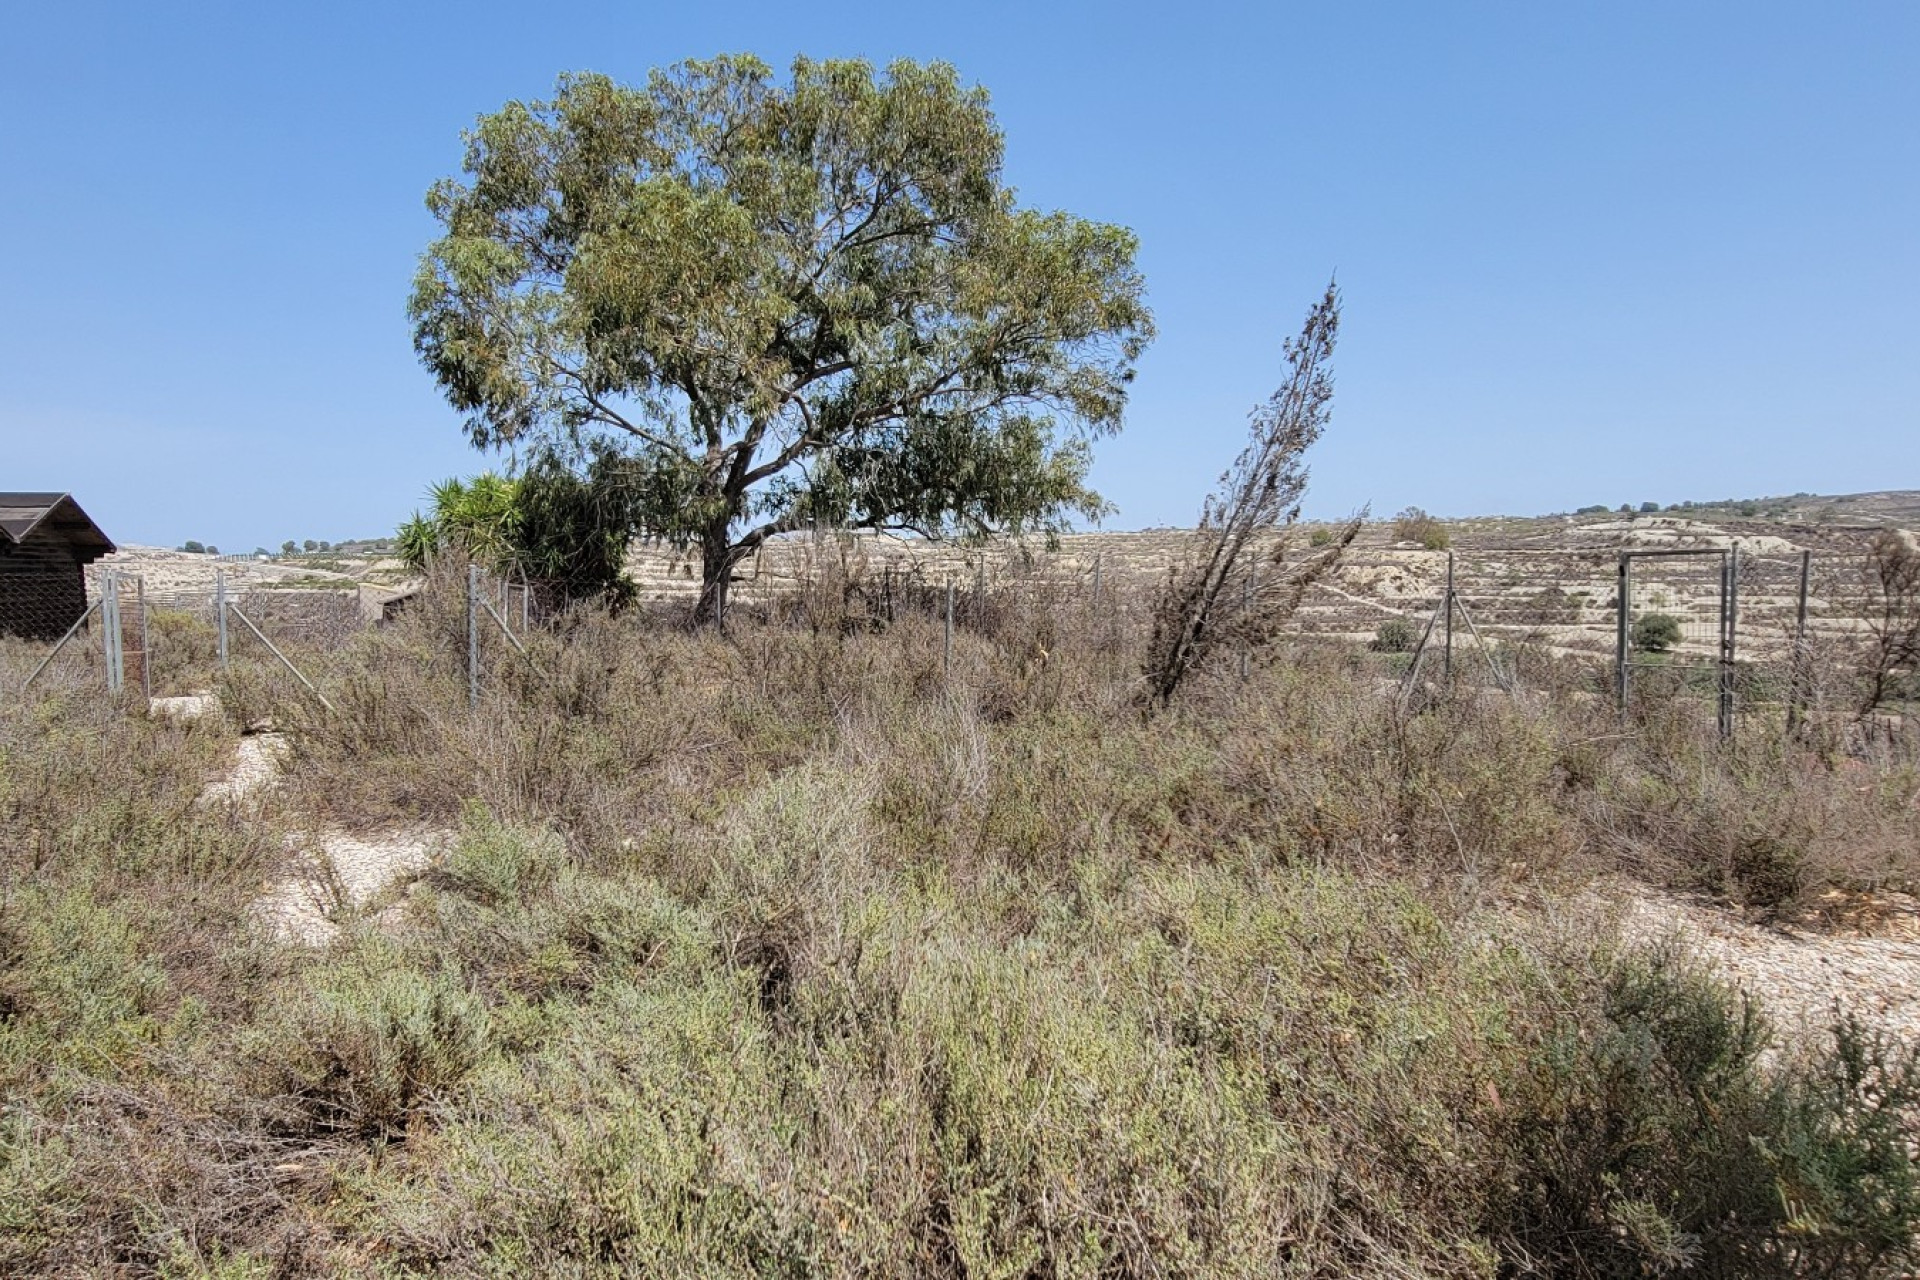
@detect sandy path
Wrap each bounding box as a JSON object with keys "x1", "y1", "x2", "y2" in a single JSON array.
[
  {"x1": 255, "y1": 829, "x2": 440, "y2": 946},
  {"x1": 173, "y1": 695, "x2": 445, "y2": 945}
]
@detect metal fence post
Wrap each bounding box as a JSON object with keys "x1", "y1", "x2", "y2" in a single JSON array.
[
  {"x1": 468, "y1": 563, "x2": 481, "y2": 710},
  {"x1": 944, "y1": 577, "x2": 954, "y2": 677},
  {"x1": 1443, "y1": 551, "x2": 1455, "y2": 685},
  {"x1": 215, "y1": 570, "x2": 229, "y2": 672},
  {"x1": 1719, "y1": 544, "x2": 1739, "y2": 740},
  {"x1": 135, "y1": 574, "x2": 150, "y2": 702},
  {"x1": 1615, "y1": 554, "x2": 1630, "y2": 721},
  {"x1": 102, "y1": 572, "x2": 124, "y2": 696},
  {"x1": 1787, "y1": 549, "x2": 1811, "y2": 736}
]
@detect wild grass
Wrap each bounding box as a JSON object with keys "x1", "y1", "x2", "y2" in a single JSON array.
[{"x1": 1, "y1": 570, "x2": 1917, "y2": 1276}]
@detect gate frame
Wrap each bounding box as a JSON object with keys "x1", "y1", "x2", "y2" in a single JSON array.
[{"x1": 1616, "y1": 545, "x2": 1737, "y2": 738}]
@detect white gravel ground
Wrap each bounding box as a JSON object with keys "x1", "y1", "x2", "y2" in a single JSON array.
[
  {"x1": 256, "y1": 828, "x2": 441, "y2": 946},
  {"x1": 1598, "y1": 881, "x2": 1920, "y2": 1045}
]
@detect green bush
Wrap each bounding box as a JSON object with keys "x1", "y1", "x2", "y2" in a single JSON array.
[
  {"x1": 1373, "y1": 615, "x2": 1418, "y2": 653},
  {"x1": 1491, "y1": 949, "x2": 1920, "y2": 1277},
  {"x1": 245, "y1": 942, "x2": 489, "y2": 1137},
  {"x1": 1631, "y1": 611, "x2": 1684, "y2": 652}
]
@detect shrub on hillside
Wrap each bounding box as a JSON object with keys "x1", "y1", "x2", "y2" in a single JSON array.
[
  {"x1": 1373, "y1": 615, "x2": 1417, "y2": 653},
  {"x1": 1392, "y1": 505, "x2": 1451, "y2": 549}
]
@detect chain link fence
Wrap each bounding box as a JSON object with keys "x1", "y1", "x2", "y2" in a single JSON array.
[
  {"x1": 0, "y1": 562, "x2": 97, "y2": 642},
  {"x1": 721, "y1": 535, "x2": 1904, "y2": 741},
  {"x1": 8, "y1": 569, "x2": 150, "y2": 699},
  {"x1": 5, "y1": 536, "x2": 1909, "y2": 750},
  {"x1": 8, "y1": 568, "x2": 375, "y2": 710}
]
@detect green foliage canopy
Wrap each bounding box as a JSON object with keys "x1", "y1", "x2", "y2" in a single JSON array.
[
  {"x1": 1632, "y1": 612, "x2": 1684, "y2": 653},
  {"x1": 410, "y1": 55, "x2": 1153, "y2": 621},
  {"x1": 397, "y1": 462, "x2": 646, "y2": 607},
  {"x1": 398, "y1": 474, "x2": 519, "y2": 573}
]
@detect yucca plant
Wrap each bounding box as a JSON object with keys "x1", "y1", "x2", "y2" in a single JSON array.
[{"x1": 396, "y1": 473, "x2": 519, "y2": 573}]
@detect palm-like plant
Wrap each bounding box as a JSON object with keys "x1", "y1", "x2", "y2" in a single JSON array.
[{"x1": 396, "y1": 474, "x2": 520, "y2": 573}]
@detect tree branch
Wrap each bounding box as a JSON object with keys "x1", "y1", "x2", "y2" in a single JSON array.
[{"x1": 541, "y1": 356, "x2": 694, "y2": 460}]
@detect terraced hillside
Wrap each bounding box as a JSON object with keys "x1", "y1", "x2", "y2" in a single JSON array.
[
  {"x1": 713, "y1": 510, "x2": 1896, "y2": 668},
  {"x1": 81, "y1": 493, "x2": 1910, "y2": 670}
]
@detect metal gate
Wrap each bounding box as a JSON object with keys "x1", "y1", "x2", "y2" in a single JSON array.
[
  {"x1": 1615, "y1": 548, "x2": 1736, "y2": 735},
  {"x1": 21, "y1": 569, "x2": 148, "y2": 699}
]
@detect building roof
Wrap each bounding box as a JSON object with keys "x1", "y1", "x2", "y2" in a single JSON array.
[{"x1": 0, "y1": 493, "x2": 117, "y2": 561}]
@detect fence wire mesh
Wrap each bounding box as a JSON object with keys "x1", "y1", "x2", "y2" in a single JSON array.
[
  {"x1": 0, "y1": 563, "x2": 96, "y2": 642},
  {"x1": 3, "y1": 534, "x2": 1908, "y2": 749}
]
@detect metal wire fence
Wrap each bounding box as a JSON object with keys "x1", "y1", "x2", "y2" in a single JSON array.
[
  {"x1": 7, "y1": 568, "x2": 377, "y2": 708},
  {"x1": 9, "y1": 569, "x2": 150, "y2": 699},
  {"x1": 720, "y1": 536, "x2": 1899, "y2": 738},
  {"x1": 0, "y1": 563, "x2": 98, "y2": 643},
  {"x1": 4, "y1": 538, "x2": 1907, "y2": 748}
]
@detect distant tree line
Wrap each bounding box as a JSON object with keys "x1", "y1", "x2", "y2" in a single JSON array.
[
  {"x1": 175, "y1": 538, "x2": 397, "y2": 557},
  {"x1": 1571, "y1": 493, "x2": 1822, "y2": 520}
]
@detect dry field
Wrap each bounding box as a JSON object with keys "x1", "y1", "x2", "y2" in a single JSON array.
[
  {"x1": 6, "y1": 522, "x2": 1920, "y2": 1275},
  {"x1": 76, "y1": 506, "x2": 1907, "y2": 720}
]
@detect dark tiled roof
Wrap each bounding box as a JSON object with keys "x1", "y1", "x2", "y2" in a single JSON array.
[{"x1": 0, "y1": 493, "x2": 116, "y2": 560}]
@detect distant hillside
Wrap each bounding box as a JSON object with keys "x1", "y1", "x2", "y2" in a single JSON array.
[{"x1": 1560, "y1": 490, "x2": 1920, "y2": 527}]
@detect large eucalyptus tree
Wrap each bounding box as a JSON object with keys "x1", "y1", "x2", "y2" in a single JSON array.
[{"x1": 411, "y1": 55, "x2": 1152, "y2": 623}]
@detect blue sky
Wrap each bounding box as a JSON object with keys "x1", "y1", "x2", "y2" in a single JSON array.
[{"x1": 2, "y1": 1, "x2": 1914, "y2": 550}]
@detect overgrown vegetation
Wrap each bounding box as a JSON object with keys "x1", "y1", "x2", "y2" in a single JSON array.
[
  {"x1": 1392, "y1": 505, "x2": 1451, "y2": 549},
  {"x1": 3, "y1": 556, "x2": 1918, "y2": 1276}
]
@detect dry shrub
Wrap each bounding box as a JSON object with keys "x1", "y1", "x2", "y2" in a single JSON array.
[
  {"x1": 7, "y1": 563, "x2": 1920, "y2": 1274},
  {"x1": 0, "y1": 677, "x2": 313, "y2": 1272},
  {"x1": 143, "y1": 607, "x2": 221, "y2": 695},
  {"x1": 244, "y1": 938, "x2": 489, "y2": 1139},
  {"x1": 1144, "y1": 283, "x2": 1360, "y2": 708},
  {"x1": 1857, "y1": 529, "x2": 1920, "y2": 719},
  {"x1": 1391, "y1": 505, "x2": 1451, "y2": 549},
  {"x1": 1563, "y1": 688, "x2": 1920, "y2": 910}
]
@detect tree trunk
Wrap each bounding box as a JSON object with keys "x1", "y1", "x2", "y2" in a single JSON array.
[{"x1": 693, "y1": 520, "x2": 740, "y2": 628}]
